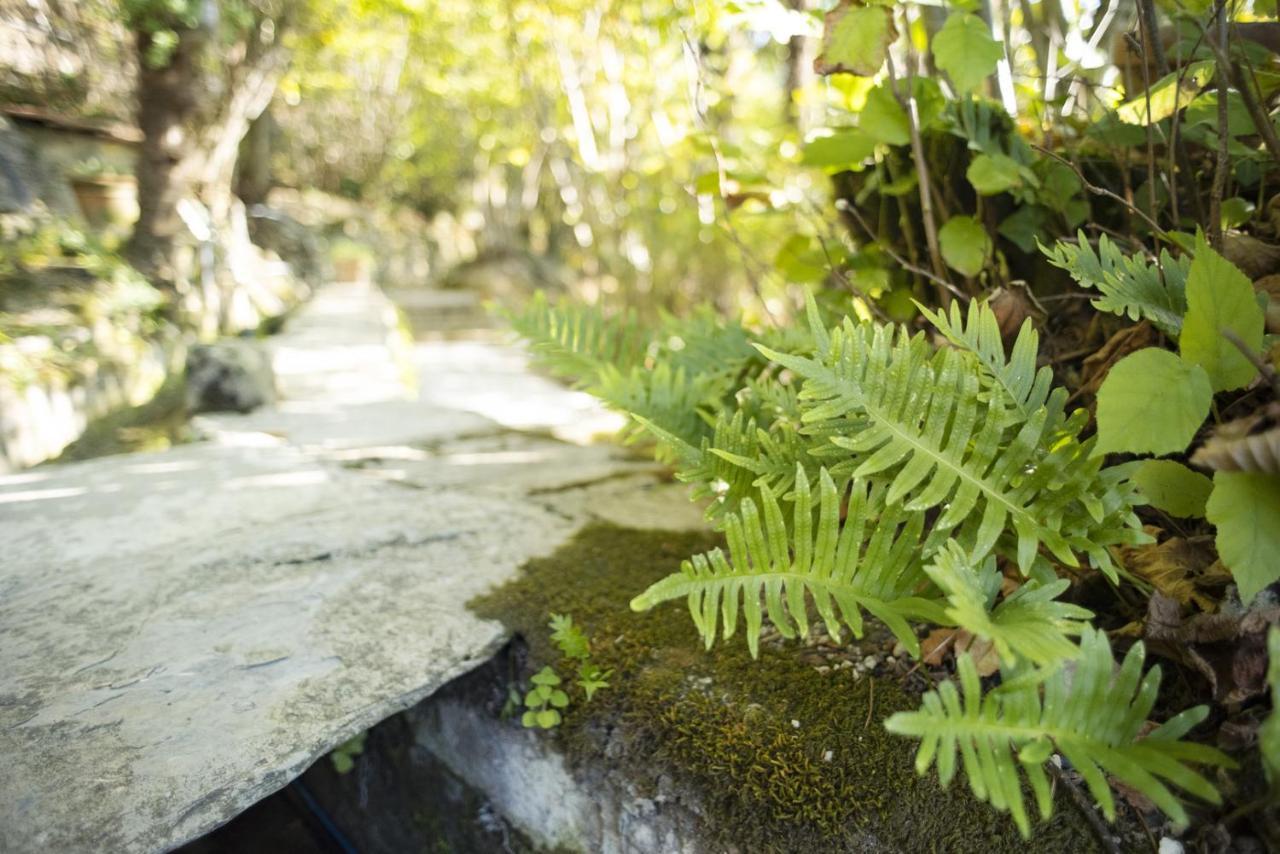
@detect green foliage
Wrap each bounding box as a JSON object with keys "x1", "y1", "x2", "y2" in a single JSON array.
[
  {"x1": 1042, "y1": 233, "x2": 1189, "y2": 337},
  {"x1": 924, "y1": 542, "x2": 1091, "y2": 669},
  {"x1": 885, "y1": 628, "x2": 1235, "y2": 837},
  {"x1": 1116, "y1": 61, "x2": 1216, "y2": 125},
  {"x1": 631, "y1": 466, "x2": 943, "y2": 659},
  {"x1": 1133, "y1": 460, "x2": 1213, "y2": 518},
  {"x1": 1264, "y1": 628, "x2": 1280, "y2": 788},
  {"x1": 1205, "y1": 473, "x2": 1280, "y2": 604},
  {"x1": 1179, "y1": 242, "x2": 1266, "y2": 392},
  {"x1": 931, "y1": 12, "x2": 1003, "y2": 94},
  {"x1": 522, "y1": 665, "x2": 570, "y2": 729},
  {"x1": 938, "y1": 216, "x2": 990, "y2": 277},
  {"x1": 1094, "y1": 348, "x2": 1212, "y2": 456},
  {"x1": 547, "y1": 613, "x2": 612, "y2": 703},
  {"x1": 816, "y1": 4, "x2": 893, "y2": 77},
  {"x1": 328, "y1": 731, "x2": 367, "y2": 774}
]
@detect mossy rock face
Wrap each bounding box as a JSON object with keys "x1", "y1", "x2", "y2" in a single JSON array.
[{"x1": 471, "y1": 523, "x2": 1108, "y2": 853}]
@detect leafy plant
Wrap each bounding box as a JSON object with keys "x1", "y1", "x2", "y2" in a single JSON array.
[
  {"x1": 1067, "y1": 237, "x2": 1275, "y2": 601},
  {"x1": 885, "y1": 629, "x2": 1235, "y2": 837},
  {"x1": 522, "y1": 666, "x2": 569, "y2": 730},
  {"x1": 548, "y1": 612, "x2": 612, "y2": 701}
]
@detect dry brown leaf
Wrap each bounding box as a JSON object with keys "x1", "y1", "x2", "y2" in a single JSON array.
[
  {"x1": 812, "y1": 2, "x2": 896, "y2": 78},
  {"x1": 1078, "y1": 321, "x2": 1159, "y2": 398},
  {"x1": 987, "y1": 284, "x2": 1045, "y2": 342},
  {"x1": 1144, "y1": 590, "x2": 1280, "y2": 703},
  {"x1": 1191, "y1": 402, "x2": 1280, "y2": 475},
  {"x1": 920, "y1": 629, "x2": 1000, "y2": 676},
  {"x1": 1116, "y1": 532, "x2": 1224, "y2": 610}
]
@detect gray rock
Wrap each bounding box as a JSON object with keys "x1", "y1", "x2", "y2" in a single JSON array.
[
  {"x1": 185, "y1": 339, "x2": 277, "y2": 414},
  {"x1": 247, "y1": 205, "x2": 326, "y2": 284},
  {"x1": 0, "y1": 279, "x2": 703, "y2": 853}
]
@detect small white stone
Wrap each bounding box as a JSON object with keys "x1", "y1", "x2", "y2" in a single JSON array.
[
  {"x1": 791, "y1": 719, "x2": 800, "y2": 729},
  {"x1": 1158, "y1": 838, "x2": 1184, "y2": 854},
  {"x1": 822, "y1": 750, "x2": 834, "y2": 762},
  {"x1": 862, "y1": 655, "x2": 877, "y2": 669}
]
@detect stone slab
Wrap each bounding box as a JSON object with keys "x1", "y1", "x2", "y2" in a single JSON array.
[{"x1": 0, "y1": 282, "x2": 704, "y2": 853}]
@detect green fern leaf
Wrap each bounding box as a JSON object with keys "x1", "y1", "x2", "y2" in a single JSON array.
[
  {"x1": 630, "y1": 466, "x2": 945, "y2": 658},
  {"x1": 505, "y1": 292, "x2": 648, "y2": 380},
  {"x1": 886, "y1": 628, "x2": 1235, "y2": 837},
  {"x1": 917, "y1": 299, "x2": 1061, "y2": 421},
  {"x1": 759, "y1": 320, "x2": 1129, "y2": 575},
  {"x1": 1042, "y1": 232, "x2": 1189, "y2": 337},
  {"x1": 925, "y1": 541, "x2": 1092, "y2": 669}
]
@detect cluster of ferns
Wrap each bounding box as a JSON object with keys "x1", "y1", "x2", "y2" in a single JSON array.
[{"x1": 507, "y1": 267, "x2": 1239, "y2": 837}]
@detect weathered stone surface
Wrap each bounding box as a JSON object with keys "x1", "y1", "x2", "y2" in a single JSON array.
[
  {"x1": 185, "y1": 339, "x2": 277, "y2": 413},
  {"x1": 0, "y1": 280, "x2": 700, "y2": 853}
]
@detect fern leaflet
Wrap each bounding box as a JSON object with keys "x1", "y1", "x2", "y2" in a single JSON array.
[
  {"x1": 886, "y1": 628, "x2": 1235, "y2": 836},
  {"x1": 925, "y1": 542, "x2": 1091, "y2": 669},
  {"x1": 1042, "y1": 231, "x2": 1189, "y2": 337},
  {"x1": 630, "y1": 466, "x2": 946, "y2": 658}
]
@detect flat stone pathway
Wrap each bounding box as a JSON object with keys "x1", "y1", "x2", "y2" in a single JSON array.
[{"x1": 0, "y1": 281, "x2": 701, "y2": 853}]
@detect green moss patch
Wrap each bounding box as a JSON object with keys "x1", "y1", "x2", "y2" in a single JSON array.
[{"x1": 471, "y1": 522, "x2": 1106, "y2": 853}]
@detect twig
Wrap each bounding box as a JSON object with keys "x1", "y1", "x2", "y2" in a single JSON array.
[
  {"x1": 886, "y1": 49, "x2": 951, "y2": 305},
  {"x1": 1209, "y1": 1, "x2": 1232, "y2": 250},
  {"x1": 1229, "y1": 51, "x2": 1280, "y2": 166},
  {"x1": 1224, "y1": 328, "x2": 1280, "y2": 395},
  {"x1": 1034, "y1": 146, "x2": 1174, "y2": 241},
  {"x1": 1048, "y1": 763, "x2": 1122, "y2": 854},
  {"x1": 838, "y1": 199, "x2": 968, "y2": 301},
  {"x1": 864, "y1": 676, "x2": 875, "y2": 729}
]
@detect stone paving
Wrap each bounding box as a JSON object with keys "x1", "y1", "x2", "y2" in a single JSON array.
[{"x1": 0, "y1": 281, "x2": 701, "y2": 853}]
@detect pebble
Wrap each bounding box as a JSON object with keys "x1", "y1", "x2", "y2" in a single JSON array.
[
  {"x1": 791, "y1": 719, "x2": 800, "y2": 729},
  {"x1": 862, "y1": 655, "x2": 877, "y2": 669},
  {"x1": 1158, "y1": 839, "x2": 1184, "y2": 854},
  {"x1": 822, "y1": 750, "x2": 834, "y2": 762}
]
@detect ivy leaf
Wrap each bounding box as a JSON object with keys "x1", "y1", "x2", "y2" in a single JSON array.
[
  {"x1": 814, "y1": 3, "x2": 895, "y2": 77},
  {"x1": 1133, "y1": 459, "x2": 1213, "y2": 517},
  {"x1": 860, "y1": 85, "x2": 910, "y2": 146},
  {"x1": 932, "y1": 13, "x2": 1003, "y2": 94},
  {"x1": 967, "y1": 153, "x2": 1023, "y2": 195},
  {"x1": 1117, "y1": 60, "x2": 1216, "y2": 125},
  {"x1": 1206, "y1": 472, "x2": 1280, "y2": 604},
  {"x1": 938, "y1": 215, "x2": 990, "y2": 277},
  {"x1": 1094, "y1": 348, "x2": 1212, "y2": 456},
  {"x1": 1180, "y1": 242, "x2": 1265, "y2": 392}
]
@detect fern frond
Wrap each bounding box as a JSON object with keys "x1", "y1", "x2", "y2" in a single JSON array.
[
  {"x1": 917, "y1": 299, "x2": 1058, "y2": 420},
  {"x1": 759, "y1": 321, "x2": 1126, "y2": 574},
  {"x1": 506, "y1": 291, "x2": 648, "y2": 380},
  {"x1": 595, "y1": 363, "x2": 718, "y2": 457},
  {"x1": 925, "y1": 542, "x2": 1092, "y2": 669},
  {"x1": 630, "y1": 466, "x2": 945, "y2": 658},
  {"x1": 886, "y1": 628, "x2": 1235, "y2": 837},
  {"x1": 1042, "y1": 232, "x2": 1189, "y2": 337}
]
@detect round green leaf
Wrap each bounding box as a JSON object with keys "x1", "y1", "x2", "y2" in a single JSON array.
[
  {"x1": 1179, "y1": 242, "x2": 1266, "y2": 392},
  {"x1": 549, "y1": 689, "x2": 570, "y2": 708},
  {"x1": 1207, "y1": 472, "x2": 1280, "y2": 604},
  {"x1": 938, "y1": 215, "x2": 991, "y2": 277},
  {"x1": 1094, "y1": 348, "x2": 1212, "y2": 456},
  {"x1": 536, "y1": 709, "x2": 561, "y2": 729},
  {"x1": 966, "y1": 153, "x2": 1022, "y2": 196},
  {"x1": 521, "y1": 710, "x2": 538, "y2": 728},
  {"x1": 801, "y1": 128, "x2": 876, "y2": 171},
  {"x1": 932, "y1": 13, "x2": 1003, "y2": 94},
  {"x1": 1133, "y1": 459, "x2": 1213, "y2": 517},
  {"x1": 531, "y1": 665, "x2": 561, "y2": 686}
]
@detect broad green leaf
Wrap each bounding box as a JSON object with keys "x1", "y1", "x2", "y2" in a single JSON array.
[
  {"x1": 1117, "y1": 60, "x2": 1215, "y2": 125},
  {"x1": 1180, "y1": 242, "x2": 1265, "y2": 392},
  {"x1": 1134, "y1": 459, "x2": 1213, "y2": 517},
  {"x1": 938, "y1": 215, "x2": 990, "y2": 277},
  {"x1": 932, "y1": 13, "x2": 1003, "y2": 94},
  {"x1": 1206, "y1": 472, "x2": 1280, "y2": 604},
  {"x1": 802, "y1": 128, "x2": 877, "y2": 170},
  {"x1": 967, "y1": 152, "x2": 1022, "y2": 195},
  {"x1": 1094, "y1": 348, "x2": 1212, "y2": 456},
  {"x1": 998, "y1": 206, "x2": 1046, "y2": 253},
  {"x1": 860, "y1": 84, "x2": 910, "y2": 146},
  {"x1": 815, "y1": 4, "x2": 894, "y2": 77}
]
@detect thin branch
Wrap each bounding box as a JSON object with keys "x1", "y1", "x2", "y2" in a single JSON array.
[
  {"x1": 1209, "y1": 0, "x2": 1231, "y2": 250},
  {"x1": 837, "y1": 199, "x2": 968, "y2": 301},
  {"x1": 1033, "y1": 146, "x2": 1174, "y2": 241}
]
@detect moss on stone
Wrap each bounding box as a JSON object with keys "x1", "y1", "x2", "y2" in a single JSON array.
[
  {"x1": 471, "y1": 522, "x2": 1108, "y2": 853},
  {"x1": 49, "y1": 370, "x2": 192, "y2": 463}
]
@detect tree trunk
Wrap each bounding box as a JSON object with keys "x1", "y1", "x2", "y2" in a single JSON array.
[{"x1": 125, "y1": 2, "x2": 287, "y2": 287}]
